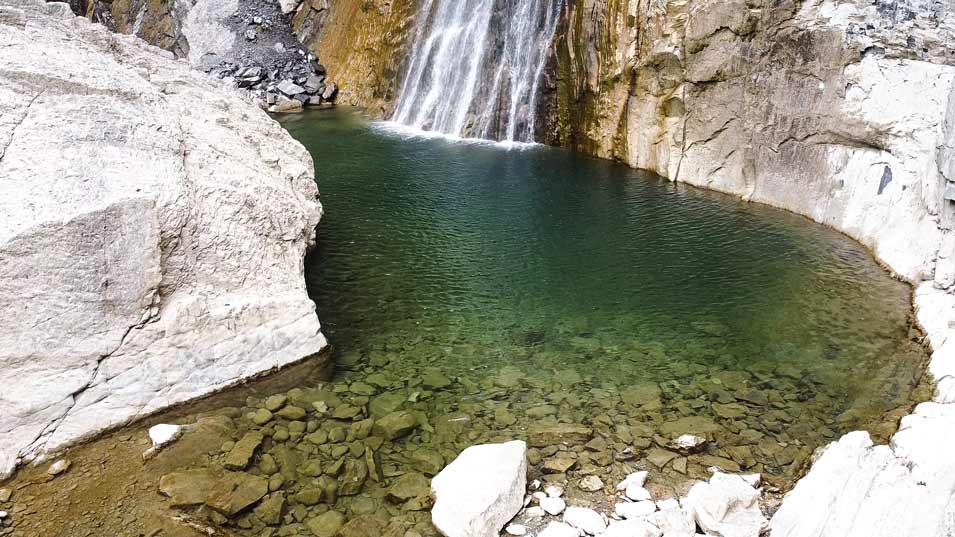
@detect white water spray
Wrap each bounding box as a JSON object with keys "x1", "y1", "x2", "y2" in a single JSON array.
[{"x1": 391, "y1": 0, "x2": 563, "y2": 143}]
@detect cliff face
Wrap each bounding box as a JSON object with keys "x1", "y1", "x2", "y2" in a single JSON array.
[
  {"x1": 549, "y1": 0, "x2": 955, "y2": 284},
  {"x1": 0, "y1": 0, "x2": 326, "y2": 478},
  {"x1": 290, "y1": 0, "x2": 418, "y2": 115}
]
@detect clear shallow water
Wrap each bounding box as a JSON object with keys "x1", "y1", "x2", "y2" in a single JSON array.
[{"x1": 238, "y1": 106, "x2": 929, "y2": 528}]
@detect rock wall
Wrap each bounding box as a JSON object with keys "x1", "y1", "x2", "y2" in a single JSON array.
[
  {"x1": 546, "y1": 2, "x2": 955, "y2": 534},
  {"x1": 548, "y1": 0, "x2": 955, "y2": 282},
  {"x1": 290, "y1": 0, "x2": 419, "y2": 115},
  {"x1": 0, "y1": 0, "x2": 327, "y2": 478}
]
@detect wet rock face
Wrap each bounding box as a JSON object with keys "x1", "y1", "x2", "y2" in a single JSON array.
[
  {"x1": 545, "y1": 0, "x2": 955, "y2": 283},
  {"x1": 0, "y1": 0, "x2": 325, "y2": 478}
]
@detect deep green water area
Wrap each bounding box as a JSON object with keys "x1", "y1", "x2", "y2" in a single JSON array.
[{"x1": 217, "y1": 106, "x2": 935, "y2": 532}]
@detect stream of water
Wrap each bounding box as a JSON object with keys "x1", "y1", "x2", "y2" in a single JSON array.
[{"x1": 391, "y1": 0, "x2": 562, "y2": 141}]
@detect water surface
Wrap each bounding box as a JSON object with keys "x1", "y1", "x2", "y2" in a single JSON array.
[{"x1": 280, "y1": 108, "x2": 925, "y2": 490}]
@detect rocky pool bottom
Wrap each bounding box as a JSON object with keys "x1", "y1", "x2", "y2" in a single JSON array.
[{"x1": 0, "y1": 109, "x2": 935, "y2": 536}]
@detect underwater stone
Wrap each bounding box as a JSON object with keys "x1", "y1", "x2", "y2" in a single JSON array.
[
  {"x1": 205, "y1": 472, "x2": 269, "y2": 516},
  {"x1": 387, "y1": 472, "x2": 430, "y2": 503},
  {"x1": 251, "y1": 409, "x2": 274, "y2": 425},
  {"x1": 306, "y1": 510, "x2": 345, "y2": 537},
  {"x1": 373, "y1": 411, "x2": 418, "y2": 440},
  {"x1": 528, "y1": 424, "x2": 593, "y2": 447},
  {"x1": 254, "y1": 492, "x2": 285, "y2": 525},
  {"x1": 223, "y1": 432, "x2": 264, "y2": 471},
  {"x1": 159, "y1": 468, "x2": 221, "y2": 507}
]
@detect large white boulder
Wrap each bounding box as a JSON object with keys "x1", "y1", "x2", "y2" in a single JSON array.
[
  {"x1": 0, "y1": 0, "x2": 325, "y2": 478},
  {"x1": 684, "y1": 472, "x2": 766, "y2": 537},
  {"x1": 770, "y1": 411, "x2": 955, "y2": 537},
  {"x1": 431, "y1": 440, "x2": 528, "y2": 537}
]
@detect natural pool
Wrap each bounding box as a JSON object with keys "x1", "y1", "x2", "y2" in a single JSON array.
[
  {"x1": 284, "y1": 108, "x2": 925, "y2": 486},
  {"x1": 5, "y1": 108, "x2": 929, "y2": 537}
]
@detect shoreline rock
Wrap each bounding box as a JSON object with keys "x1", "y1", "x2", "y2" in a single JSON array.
[{"x1": 0, "y1": 0, "x2": 326, "y2": 479}]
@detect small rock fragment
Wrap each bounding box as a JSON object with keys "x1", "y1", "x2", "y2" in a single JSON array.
[{"x1": 47, "y1": 459, "x2": 71, "y2": 476}]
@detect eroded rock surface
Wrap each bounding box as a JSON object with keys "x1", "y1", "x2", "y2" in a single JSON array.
[{"x1": 0, "y1": 0, "x2": 325, "y2": 478}]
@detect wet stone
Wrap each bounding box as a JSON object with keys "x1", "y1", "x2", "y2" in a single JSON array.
[
  {"x1": 542, "y1": 456, "x2": 576, "y2": 474},
  {"x1": 647, "y1": 448, "x2": 678, "y2": 468},
  {"x1": 333, "y1": 405, "x2": 362, "y2": 420},
  {"x1": 293, "y1": 488, "x2": 323, "y2": 506},
  {"x1": 251, "y1": 408, "x2": 274, "y2": 425},
  {"x1": 528, "y1": 424, "x2": 593, "y2": 447},
  {"x1": 206, "y1": 472, "x2": 269, "y2": 516},
  {"x1": 254, "y1": 492, "x2": 285, "y2": 525},
  {"x1": 386, "y1": 472, "x2": 430, "y2": 504},
  {"x1": 277, "y1": 405, "x2": 307, "y2": 420},
  {"x1": 159, "y1": 469, "x2": 221, "y2": 507},
  {"x1": 306, "y1": 510, "x2": 345, "y2": 537},
  {"x1": 264, "y1": 395, "x2": 288, "y2": 412},
  {"x1": 373, "y1": 411, "x2": 418, "y2": 440},
  {"x1": 224, "y1": 432, "x2": 264, "y2": 471}
]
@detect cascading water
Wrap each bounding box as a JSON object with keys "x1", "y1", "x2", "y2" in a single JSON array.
[{"x1": 391, "y1": 0, "x2": 563, "y2": 143}]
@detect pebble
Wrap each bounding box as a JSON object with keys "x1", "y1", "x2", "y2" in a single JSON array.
[
  {"x1": 615, "y1": 500, "x2": 657, "y2": 519},
  {"x1": 540, "y1": 496, "x2": 566, "y2": 515},
  {"x1": 0, "y1": 489, "x2": 10, "y2": 502},
  {"x1": 625, "y1": 484, "x2": 652, "y2": 501},
  {"x1": 505, "y1": 524, "x2": 527, "y2": 536},
  {"x1": 564, "y1": 506, "x2": 607, "y2": 535},
  {"x1": 47, "y1": 459, "x2": 71, "y2": 476},
  {"x1": 538, "y1": 521, "x2": 579, "y2": 537},
  {"x1": 524, "y1": 506, "x2": 546, "y2": 518},
  {"x1": 617, "y1": 471, "x2": 648, "y2": 491},
  {"x1": 579, "y1": 475, "x2": 604, "y2": 492},
  {"x1": 544, "y1": 484, "x2": 564, "y2": 498},
  {"x1": 656, "y1": 498, "x2": 680, "y2": 510}
]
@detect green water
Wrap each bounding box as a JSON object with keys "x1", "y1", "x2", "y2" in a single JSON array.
[{"x1": 255, "y1": 107, "x2": 925, "y2": 525}]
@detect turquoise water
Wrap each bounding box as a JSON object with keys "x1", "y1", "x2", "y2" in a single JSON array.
[{"x1": 276, "y1": 107, "x2": 924, "y2": 492}]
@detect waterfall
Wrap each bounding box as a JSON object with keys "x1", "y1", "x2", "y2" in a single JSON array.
[{"x1": 391, "y1": 0, "x2": 563, "y2": 143}]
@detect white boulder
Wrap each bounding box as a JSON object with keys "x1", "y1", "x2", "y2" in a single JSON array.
[
  {"x1": 538, "y1": 522, "x2": 579, "y2": 537},
  {"x1": 541, "y1": 496, "x2": 567, "y2": 516},
  {"x1": 0, "y1": 0, "x2": 325, "y2": 478},
  {"x1": 684, "y1": 472, "x2": 766, "y2": 537},
  {"x1": 626, "y1": 484, "x2": 653, "y2": 501},
  {"x1": 617, "y1": 471, "x2": 649, "y2": 490},
  {"x1": 769, "y1": 412, "x2": 955, "y2": 537},
  {"x1": 431, "y1": 440, "x2": 527, "y2": 537},
  {"x1": 564, "y1": 506, "x2": 607, "y2": 535},
  {"x1": 616, "y1": 500, "x2": 657, "y2": 519},
  {"x1": 603, "y1": 519, "x2": 663, "y2": 537}
]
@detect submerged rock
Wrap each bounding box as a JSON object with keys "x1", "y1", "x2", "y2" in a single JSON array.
[{"x1": 431, "y1": 440, "x2": 527, "y2": 537}]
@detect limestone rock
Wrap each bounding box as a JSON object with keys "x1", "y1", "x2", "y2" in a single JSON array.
[
  {"x1": 431, "y1": 440, "x2": 527, "y2": 537},
  {"x1": 685, "y1": 472, "x2": 766, "y2": 537},
  {"x1": 0, "y1": 0, "x2": 326, "y2": 479},
  {"x1": 538, "y1": 522, "x2": 578, "y2": 537},
  {"x1": 540, "y1": 496, "x2": 566, "y2": 516},
  {"x1": 603, "y1": 519, "x2": 663, "y2": 537},
  {"x1": 770, "y1": 411, "x2": 955, "y2": 537},
  {"x1": 563, "y1": 506, "x2": 607, "y2": 535},
  {"x1": 528, "y1": 424, "x2": 593, "y2": 447}
]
